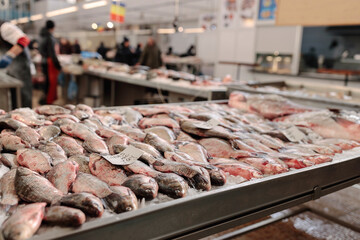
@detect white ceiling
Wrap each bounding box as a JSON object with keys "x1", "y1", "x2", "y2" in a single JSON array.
[{"x1": 51, "y1": 0, "x2": 219, "y2": 30}]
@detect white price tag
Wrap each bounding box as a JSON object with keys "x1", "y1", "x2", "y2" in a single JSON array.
[
  {"x1": 194, "y1": 119, "x2": 220, "y2": 130},
  {"x1": 282, "y1": 126, "x2": 306, "y2": 142},
  {"x1": 103, "y1": 145, "x2": 143, "y2": 165}
]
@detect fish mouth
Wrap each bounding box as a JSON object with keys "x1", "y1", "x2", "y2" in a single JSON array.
[{"x1": 189, "y1": 174, "x2": 211, "y2": 191}]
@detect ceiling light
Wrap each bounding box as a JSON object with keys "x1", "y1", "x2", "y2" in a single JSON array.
[
  {"x1": 46, "y1": 6, "x2": 78, "y2": 17},
  {"x1": 184, "y1": 28, "x2": 205, "y2": 33},
  {"x1": 157, "y1": 28, "x2": 176, "y2": 34},
  {"x1": 83, "y1": 0, "x2": 107, "y2": 9},
  {"x1": 17, "y1": 17, "x2": 29, "y2": 24},
  {"x1": 30, "y1": 14, "x2": 43, "y2": 21},
  {"x1": 107, "y1": 22, "x2": 114, "y2": 28},
  {"x1": 177, "y1": 26, "x2": 184, "y2": 32},
  {"x1": 91, "y1": 23, "x2": 98, "y2": 30}
]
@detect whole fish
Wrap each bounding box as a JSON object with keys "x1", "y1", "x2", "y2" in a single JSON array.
[
  {"x1": 0, "y1": 118, "x2": 26, "y2": 130},
  {"x1": 209, "y1": 158, "x2": 263, "y2": 180},
  {"x1": 95, "y1": 126, "x2": 125, "y2": 138},
  {"x1": 274, "y1": 110, "x2": 360, "y2": 141},
  {"x1": 11, "y1": 110, "x2": 45, "y2": 127},
  {"x1": 314, "y1": 138, "x2": 360, "y2": 150},
  {"x1": 152, "y1": 160, "x2": 211, "y2": 191},
  {"x1": 246, "y1": 133, "x2": 284, "y2": 150},
  {"x1": 106, "y1": 135, "x2": 130, "y2": 155},
  {"x1": 74, "y1": 104, "x2": 94, "y2": 117},
  {"x1": 68, "y1": 155, "x2": 91, "y2": 174},
  {"x1": 139, "y1": 117, "x2": 180, "y2": 130},
  {"x1": 120, "y1": 107, "x2": 143, "y2": 126},
  {"x1": 60, "y1": 193, "x2": 104, "y2": 217},
  {"x1": 71, "y1": 172, "x2": 112, "y2": 198},
  {"x1": 83, "y1": 119, "x2": 99, "y2": 131},
  {"x1": 94, "y1": 110, "x2": 123, "y2": 122},
  {"x1": 37, "y1": 125, "x2": 61, "y2": 142},
  {"x1": 35, "y1": 105, "x2": 71, "y2": 116},
  {"x1": 154, "y1": 173, "x2": 188, "y2": 198},
  {"x1": 144, "y1": 132, "x2": 174, "y2": 153},
  {"x1": 43, "y1": 206, "x2": 86, "y2": 227},
  {"x1": 180, "y1": 119, "x2": 238, "y2": 140},
  {"x1": 16, "y1": 149, "x2": 52, "y2": 174},
  {"x1": 176, "y1": 142, "x2": 209, "y2": 163},
  {"x1": 0, "y1": 169, "x2": 19, "y2": 205},
  {"x1": 47, "y1": 160, "x2": 79, "y2": 194},
  {"x1": 0, "y1": 134, "x2": 30, "y2": 151},
  {"x1": 64, "y1": 104, "x2": 76, "y2": 110},
  {"x1": 88, "y1": 154, "x2": 127, "y2": 186},
  {"x1": 53, "y1": 118, "x2": 76, "y2": 127},
  {"x1": 54, "y1": 136, "x2": 85, "y2": 157},
  {"x1": 104, "y1": 186, "x2": 138, "y2": 213},
  {"x1": 228, "y1": 91, "x2": 310, "y2": 119},
  {"x1": 2, "y1": 202, "x2": 46, "y2": 240},
  {"x1": 165, "y1": 151, "x2": 226, "y2": 186},
  {"x1": 15, "y1": 167, "x2": 63, "y2": 204},
  {"x1": 130, "y1": 141, "x2": 162, "y2": 158},
  {"x1": 176, "y1": 131, "x2": 196, "y2": 142},
  {"x1": 0, "y1": 153, "x2": 18, "y2": 168},
  {"x1": 72, "y1": 110, "x2": 91, "y2": 120},
  {"x1": 111, "y1": 125, "x2": 146, "y2": 141},
  {"x1": 238, "y1": 157, "x2": 288, "y2": 175},
  {"x1": 38, "y1": 142, "x2": 67, "y2": 166},
  {"x1": 133, "y1": 107, "x2": 169, "y2": 117},
  {"x1": 199, "y1": 138, "x2": 253, "y2": 159},
  {"x1": 60, "y1": 122, "x2": 98, "y2": 140},
  {"x1": 48, "y1": 114, "x2": 80, "y2": 123},
  {"x1": 83, "y1": 136, "x2": 109, "y2": 155},
  {"x1": 112, "y1": 146, "x2": 188, "y2": 198},
  {"x1": 0, "y1": 163, "x2": 10, "y2": 179},
  {"x1": 122, "y1": 174, "x2": 159, "y2": 200},
  {"x1": 15, "y1": 126, "x2": 40, "y2": 146},
  {"x1": 241, "y1": 138, "x2": 276, "y2": 153},
  {"x1": 144, "y1": 126, "x2": 176, "y2": 143}
]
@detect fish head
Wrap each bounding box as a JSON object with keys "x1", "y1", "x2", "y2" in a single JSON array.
[
  {"x1": 156, "y1": 173, "x2": 188, "y2": 198},
  {"x1": 209, "y1": 168, "x2": 227, "y2": 186}
]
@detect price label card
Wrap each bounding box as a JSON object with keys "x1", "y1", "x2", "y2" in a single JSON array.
[
  {"x1": 103, "y1": 145, "x2": 143, "y2": 165},
  {"x1": 194, "y1": 119, "x2": 220, "y2": 130},
  {"x1": 282, "y1": 126, "x2": 306, "y2": 142}
]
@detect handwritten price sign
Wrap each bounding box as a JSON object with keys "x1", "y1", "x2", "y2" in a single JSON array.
[
  {"x1": 103, "y1": 145, "x2": 143, "y2": 165},
  {"x1": 282, "y1": 126, "x2": 306, "y2": 142}
]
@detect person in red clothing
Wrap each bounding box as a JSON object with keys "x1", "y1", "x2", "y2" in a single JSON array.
[
  {"x1": 0, "y1": 20, "x2": 32, "y2": 108},
  {"x1": 39, "y1": 20, "x2": 61, "y2": 104}
]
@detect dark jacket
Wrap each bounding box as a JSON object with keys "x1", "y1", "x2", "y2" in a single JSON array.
[
  {"x1": 72, "y1": 43, "x2": 81, "y2": 54},
  {"x1": 115, "y1": 44, "x2": 133, "y2": 66},
  {"x1": 139, "y1": 44, "x2": 162, "y2": 69},
  {"x1": 39, "y1": 27, "x2": 61, "y2": 70}
]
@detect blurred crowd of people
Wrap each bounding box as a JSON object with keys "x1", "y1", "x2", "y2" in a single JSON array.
[
  {"x1": 0, "y1": 17, "x2": 197, "y2": 109},
  {"x1": 97, "y1": 36, "x2": 163, "y2": 69}
]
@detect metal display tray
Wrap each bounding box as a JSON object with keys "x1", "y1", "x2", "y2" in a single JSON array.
[
  {"x1": 227, "y1": 82, "x2": 360, "y2": 110},
  {"x1": 32, "y1": 101, "x2": 360, "y2": 240}
]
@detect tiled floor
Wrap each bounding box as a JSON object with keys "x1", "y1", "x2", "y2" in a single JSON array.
[{"x1": 204, "y1": 185, "x2": 360, "y2": 240}]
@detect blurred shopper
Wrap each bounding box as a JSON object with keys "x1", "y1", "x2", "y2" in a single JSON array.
[
  {"x1": 181, "y1": 45, "x2": 196, "y2": 57},
  {"x1": 72, "y1": 39, "x2": 81, "y2": 54},
  {"x1": 138, "y1": 37, "x2": 163, "y2": 69},
  {"x1": 97, "y1": 42, "x2": 108, "y2": 60},
  {"x1": 166, "y1": 47, "x2": 173, "y2": 55},
  {"x1": 59, "y1": 38, "x2": 72, "y2": 55},
  {"x1": 39, "y1": 20, "x2": 61, "y2": 104},
  {"x1": 0, "y1": 19, "x2": 32, "y2": 108},
  {"x1": 133, "y1": 43, "x2": 142, "y2": 64},
  {"x1": 115, "y1": 37, "x2": 133, "y2": 65}
]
